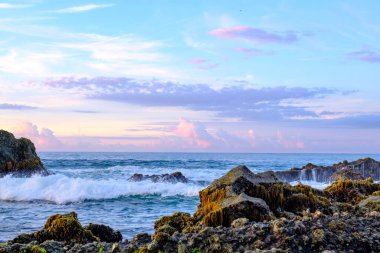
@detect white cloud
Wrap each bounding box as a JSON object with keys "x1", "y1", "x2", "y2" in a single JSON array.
[
  {"x1": 0, "y1": 3, "x2": 30, "y2": 9},
  {"x1": 57, "y1": 4, "x2": 113, "y2": 13}
]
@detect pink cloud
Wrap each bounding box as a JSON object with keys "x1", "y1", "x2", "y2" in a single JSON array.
[
  {"x1": 176, "y1": 118, "x2": 212, "y2": 149},
  {"x1": 276, "y1": 130, "x2": 305, "y2": 149},
  {"x1": 209, "y1": 26, "x2": 298, "y2": 44},
  {"x1": 190, "y1": 58, "x2": 208, "y2": 64},
  {"x1": 348, "y1": 50, "x2": 380, "y2": 63},
  {"x1": 14, "y1": 122, "x2": 62, "y2": 150}
]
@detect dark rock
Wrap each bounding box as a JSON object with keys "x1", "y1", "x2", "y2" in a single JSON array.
[
  {"x1": 274, "y1": 157, "x2": 380, "y2": 183},
  {"x1": 330, "y1": 168, "x2": 365, "y2": 182},
  {"x1": 0, "y1": 130, "x2": 49, "y2": 177},
  {"x1": 84, "y1": 223, "x2": 122, "y2": 243},
  {"x1": 128, "y1": 171, "x2": 188, "y2": 183}
]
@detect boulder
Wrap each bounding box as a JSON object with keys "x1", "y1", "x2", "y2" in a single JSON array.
[
  {"x1": 11, "y1": 212, "x2": 98, "y2": 244},
  {"x1": 194, "y1": 165, "x2": 329, "y2": 227},
  {"x1": 84, "y1": 223, "x2": 122, "y2": 243},
  {"x1": 128, "y1": 171, "x2": 188, "y2": 183},
  {"x1": 0, "y1": 130, "x2": 49, "y2": 177}
]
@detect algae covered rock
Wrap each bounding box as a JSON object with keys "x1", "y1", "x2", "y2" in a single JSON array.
[
  {"x1": 0, "y1": 130, "x2": 49, "y2": 177},
  {"x1": 324, "y1": 178, "x2": 380, "y2": 204},
  {"x1": 11, "y1": 212, "x2": 98, "y2": 244},
  {"x1": 194, "y1": 165, "x2": 330, "y2": 227},
  {"x1": 84, "y1": 223, "x2": 122, "y2": 243}
]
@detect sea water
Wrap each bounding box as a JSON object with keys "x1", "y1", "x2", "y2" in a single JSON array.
[{"x1": 1, "y1": 152, "x2": 379, "y2": 242}]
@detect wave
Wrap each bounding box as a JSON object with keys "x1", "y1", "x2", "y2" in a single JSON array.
[
  {"x1": 289, "y1": 180, "x2": 331, "y2": 190},
  {"x1": 0, "y1": 174, "x2": 203, "y2": 204}
]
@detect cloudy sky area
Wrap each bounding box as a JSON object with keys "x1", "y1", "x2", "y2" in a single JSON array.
[{"x1": 0, "y1": 0, "x2": 379, "y2": 152}]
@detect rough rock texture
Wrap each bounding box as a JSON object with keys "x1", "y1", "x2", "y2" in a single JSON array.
[
  {"x1": 274, "y1": 157, "x2": 380, "y2": 183},
  {"x1": 193, "y1": 165, "x2": 329, "y2": 227},
  {"x1": 128, "y1": 171, "x2": 188, "y2": 183},
  {"x1": 0, "y1": 130, "x2": 49, "y2": 177},
  {"x1": 84, "y1": 223, "x2": 122, "y2": 243},
  {"x1": 3, "y1": 159, "x2": 380, "y2": 253},
  {"x1": 330, "y1": 168, "x2": 365, "y2": 182}
]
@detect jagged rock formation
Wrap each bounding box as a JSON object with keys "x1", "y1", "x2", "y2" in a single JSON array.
[
  {"x1": 0, "y1": 130, "x2": 49, "y2": 177},
  {"x1": 128, "y1": 171, "x2": 189, "y2": 184},
  {"x1": 274, "y1": 157, "x2": 380, "y2": 183},
  {"x1": 3, "y1": 160, "x2": 380, "y2": 252}
]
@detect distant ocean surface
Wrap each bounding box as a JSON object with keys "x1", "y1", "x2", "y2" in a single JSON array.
[{"x1": 1, "y1": 152, "x2": 380, "y2": 242}]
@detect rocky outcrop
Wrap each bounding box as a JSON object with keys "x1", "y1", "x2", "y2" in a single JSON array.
[
  {"x1": 128, "y1": 171, "x2": 188, "y2": 183},
  {"x1": 193, "y1": 165, "x2": 329, "y2": 227},
  {"x1": 4, "y1": 161, "x2": 380, "y2": 252},
  {"x1": 330, "y1": 168, "x2": 365, "y2": 181},
  {"x1": 274, "y1": 157, "x2": 380, "y2": 183},
  {"x1": 0, "y1": 130, "x2": 49, "y2": 177}
]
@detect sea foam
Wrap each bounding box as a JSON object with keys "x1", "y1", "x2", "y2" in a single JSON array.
[{"x1": 0, "y1": 174, "x2": 202, "y2": 204}]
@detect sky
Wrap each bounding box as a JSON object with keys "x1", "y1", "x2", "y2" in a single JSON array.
[{"x1": 0, "y1": 0, "x2": 379, "y2": 153}]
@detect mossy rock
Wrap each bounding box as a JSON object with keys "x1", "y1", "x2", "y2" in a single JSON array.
[
  {"x1": 30, "y1": 245, "x2": 47, "y2": 253},
  {"x1": 325, "y1": 179, "x2": 380, "y2": 204},
  {"x1": 84, "y1": 223, "x2": 122, "y2": 243},
  {"x1": 154, "y1": 212, "x2": 192, "y2": 232}
]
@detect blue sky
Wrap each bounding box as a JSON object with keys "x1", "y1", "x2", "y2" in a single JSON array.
[{"x1": 0, "y1": 0, "x2": 379, "y2": 152}]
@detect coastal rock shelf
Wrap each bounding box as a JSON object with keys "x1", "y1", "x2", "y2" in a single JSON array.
[
  {"x1": 274, "y1": 157, "x2": 380, "y2": 183},
  {"x1": 0, "y1": 130, "x2": 50, "y2": 177},
  {"x1": 2, "y1": 162, "x2": 380, "y2": 252}
]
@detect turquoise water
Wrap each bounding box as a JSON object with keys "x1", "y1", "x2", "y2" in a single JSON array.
[{"x1": 1, "y1": 152, "x2": 379, "y2": 242}]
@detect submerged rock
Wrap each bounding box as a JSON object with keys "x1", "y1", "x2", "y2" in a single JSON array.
[
  {"x1": 0, "y1": 130, "x2": 49, "y2": 177},
  {"x1": 128, "y1": 171, "x2": 188, "y2": 183}
]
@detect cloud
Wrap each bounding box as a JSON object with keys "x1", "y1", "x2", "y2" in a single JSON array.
[
  {"x1": 190, "y1": 58, "x2": 208, "y2": 64},
  {"x1": 189, "y1": 58, "x2": 219, "y2": 70},
  {"x1": 0, "y1": 3, "x2": 30, "y2": 9},
  {"x1": 14, "y1": 122, "x2": 62, "y2": 150},
  {"x1": 234, "y1": 48, "x2": 268, "y2": 57},
  {"x1": 57, "y1": 4, "x2": 113, "y2": 13},
  {"x1": 276, "y1": 130, "x2": 305, "y2": 149},
  {"x1": 176, "y1": 118, "x2": 212, "y2": 149},
  {"x1": 0, "y1": 103, "x2": 37, "y2": 110},
  {"x1": 40, "y1": 76, "x2": 336, "y2": 121},
  {"x1": 348, "y1": 50, "x2": 380, "y2": 63},
  {"x1": 209, "y1": 26, "x2": 299, "y2": 44}
]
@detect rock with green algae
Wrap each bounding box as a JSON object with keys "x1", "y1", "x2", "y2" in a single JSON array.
[
  {"x1": 11, "y1": 212, "x2": 99, "y2": 245},
  {"x1": 193, "y1": 165, "x2": 330, "y2": 227},
  {"x1": 0, "y1": 130, "x2": 49, "y2": 177},
  {"x1": 84, "y1": 223, "x2": 122, "y2": 243}
]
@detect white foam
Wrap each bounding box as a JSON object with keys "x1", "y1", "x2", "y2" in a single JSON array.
[
  {"x1": 290, "y1": 180, "x2": 331, "y2": 190},
  {"x1": 0, "y1": 174, "x2": 202, "y2": 204}
]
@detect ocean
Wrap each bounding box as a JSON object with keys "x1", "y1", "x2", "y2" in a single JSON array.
[{"x1": 1, "y1": 152, "x2": 379, "y2": 242}]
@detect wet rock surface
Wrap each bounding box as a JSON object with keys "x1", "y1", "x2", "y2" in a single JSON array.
[
  {"x1": 0, "y1": 130, "x2": 49, "y2": 177},
  {"x1": 128, "y1": 171, "x2": 189, "y2": 183},
  {"x1": 3, "y1": 159, "x2": 380, "y2": 252},
  {"x1": 274, "y1": 157, "x2": 380, "y2": 183}
]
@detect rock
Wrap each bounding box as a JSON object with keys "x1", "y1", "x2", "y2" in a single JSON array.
[
  {"x1": 358, "y1": 195, "x2": 380, "y2": 207},
  {"x1": 128, "y1": 171, "x2": 188, "y2": 183},
  {"x1": 231, "y1": 218, "x2": 249, "y2": 228},
  {"x1": 39, "y1": 240, "x2": 65, "y2": 253},
  {"x1": 11, "y1": 212, "x2": 98, "y2": 244},
  {"x1": 84, "y1": 223, "x2": 122, "y2": 243},
  {"x1": 330, "y1": 168, "x2": 365, "y2": 182},
  {"x1": 274, "y1": 157, "x2": 380, "y2": 183},
  {"x1": 194, "y1": 165, "x2": 330, "y2": 227},
  {"x1": 154, "y1": 212, "x2": 192, "y2": 232},
  {"x1": 0, "y1": 130, "x2": 49, "y2": 177},
  {"x1": 324, "y1": 178, "x2": 380, "y2": 204}
]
